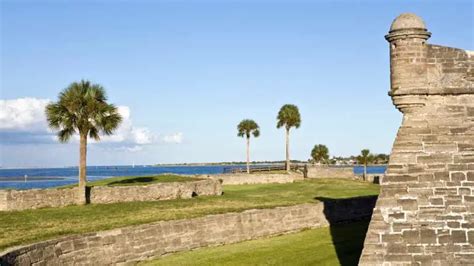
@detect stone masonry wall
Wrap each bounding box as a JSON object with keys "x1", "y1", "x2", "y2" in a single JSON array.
[
  {"x1": 0, "y1": 180, "x2": 222, "y2": 211},
  {"x1": 306, "y1": 166, "x2": 354, "y2": 179},
  {"x1": 0, "y1": 190, "x2": 10, "y2": 211},
  {"x1": 0, "y1": 196, "x2": 377, "y2": 265},
  {"x1": 89, "y1": 179, "x2": 222, "y2": 204},
  {"x1": 360, "y1": 14, "x2": 474, "y2": 265},
  {"x1": 0, "y1": 187, "x2": 81, "y2": 211},
  {"x1": 208, "y1": 173, "x2": 300, "y2": 185}
]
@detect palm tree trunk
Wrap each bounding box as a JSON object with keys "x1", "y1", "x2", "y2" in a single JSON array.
[
  {"x1": 246, "y1": 137, "x2": 250, "y2": 174},
  {"x1": 78, "y1": 133, "x2": 88, "y2": 204},
  {"x1": 286, "y1": 128, "x2": 290, "y2": 172},
  {"x1": 363, "y1": 163, "x2": 367, "y2": 181}
]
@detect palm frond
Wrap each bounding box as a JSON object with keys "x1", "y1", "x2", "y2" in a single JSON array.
[
  {"x1": 277, "y1": 104, "x2": 301, "y2": 129},
  {"x1": 237, "y1": 119, "x2": 260, "y2": 139},
  {"x1": 57, "y1": 127, "x2": 76, "y2": 143},
  {"x1": 46, "y1": 80, "x2": 123, "y2": 143},
  {"x1": 89, "y1": 127, "x2": 100, "y2": 141}
]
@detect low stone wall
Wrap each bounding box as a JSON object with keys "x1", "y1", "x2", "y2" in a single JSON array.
[
  {"x1": 307, "y1": 166, "x2": 354, "y2": 179},
  {"x1": 0, "y1": 196, "x2": 377, "y2": 265},
  {"x1": 0, "y1": 180, "x2": 222, "y2": 211},
  {"x1": 208, "y1": 173, "x2": 300, "y2": 185},
  {"x1": 89, "y1": 179, "x2": 222, "y2": 204},
  {"x1": 0, "y1": 187, "x2": 81, "y2": 211}
]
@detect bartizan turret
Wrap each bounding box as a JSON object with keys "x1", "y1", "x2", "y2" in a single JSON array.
[{"x1": 359, "y1": 13, "x2": 473, "y2": 265}]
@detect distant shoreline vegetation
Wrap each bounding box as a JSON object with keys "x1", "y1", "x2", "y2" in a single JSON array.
[
  {"x1": 154, "y1": 161, "x2": 306, "y2": 167},
  {"x1": 153, "y1": 161, "x2": 388, "y2": 167}
]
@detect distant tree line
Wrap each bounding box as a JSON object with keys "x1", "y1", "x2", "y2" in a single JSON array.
[
  {"x1": 308, "y1": 145, "x2": 389, "y2": 180},
  {"x1": 309, "y1": 145, "x2": 389, "y2": 166}
]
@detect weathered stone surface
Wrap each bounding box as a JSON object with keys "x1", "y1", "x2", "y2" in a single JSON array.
[
  {"x1": 0, "y1": 190, "x2": 9, "y2": 211},
  {"x1": 360, "y1": 13, "x2": 474, "y2": 265},
  {"x1": 0, "y1": 179, "x2": 222, "y2": 211},
  {"x1": 0, "y1": 187, "x2": 80, "y2": 211},
  {"x1": 209, "y1": 173, "x2": 300, "y2": 185},
  {"x1": 89, "y1": 179, "x2": 222, "y2": 204},
  {"x1": 306, "y1": 166, "x2": 382, "y2": 183},
  {"x1": 0, "y1": 197, "x2": 377, "y2": 265},
  {"x1": 306, "y1": 166, "x2": 354, "y2": 179}
]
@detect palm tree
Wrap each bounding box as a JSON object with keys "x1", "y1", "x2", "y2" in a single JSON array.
[
  {"x1": 374, "y1": 153, "x2": 390, "y2": 164},
  {"x1": 357, "y1": 149, "x2": 374, "y2": 181},
  {"x1": 237, "y1": 119, "x2": 260, "y2": 174},
  {"x1": 46, "y1": 80, "x2": 122, "y2": 203},
  {"x1": 311, "y1": 144, "x2": 329, "y2": 164},
  {"x1": 277, "y1": 104, "x2": 301, "y2": 172}
]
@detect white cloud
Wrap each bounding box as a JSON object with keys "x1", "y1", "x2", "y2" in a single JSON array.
[
  {"x1": 102, "y1": 145, "x2": 144, "y2": 152},
  {"x1": 95, "y1": 106, "x2": 183, "y2": 146},
  {"x1": 126, "y1": 146, "x2": 144, "y2": 152},
  {"x1": 132, "y1": 128, "x2": 154, "y2": 145},
  {"x1": 162, "y1": 132, "x2": 183, "y2": 144},
  {"x1": 99, "y1": 106, "x2": 156, "y2": 145},
  {"x1": 0, "y1": 98, "x2": 183, "y2": 149},
  {"x1": 0, "y1": 98, "x2": 50, "y2": 131}
]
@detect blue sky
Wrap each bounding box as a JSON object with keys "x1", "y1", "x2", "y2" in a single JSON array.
[{"x1": 1, "y1": 0, "x2": 473, "y2": 167}]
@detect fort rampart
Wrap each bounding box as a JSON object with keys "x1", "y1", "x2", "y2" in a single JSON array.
[
  {"x1": 0, "y1": 179, "x2": 222, "y2": 211},
  {"x1": 0, "y1": 196, "x2": 376, "y2": 265}
]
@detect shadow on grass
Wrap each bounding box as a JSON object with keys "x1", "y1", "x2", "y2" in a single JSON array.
[
  {"x1": 108, "y1": 177, "x2": 155, "y2": 186},
  {"x1": 315, "y1": 196, "x2": 377, "y2": 266}
]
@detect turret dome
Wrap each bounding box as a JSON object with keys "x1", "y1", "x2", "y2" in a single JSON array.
[{"x1": 390, "y1": 13, "x2": 427, "y2": 31}]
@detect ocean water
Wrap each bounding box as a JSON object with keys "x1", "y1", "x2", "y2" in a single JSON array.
[
  {"x1": 0, "y1": 165, "x2": 386, "y2": 190},
  {"x1": 353, "y1": 165, "x2": 387, "y2": 175},
  {"x1": 0, "y1": 165, "x2": 235, "y2": 190}
]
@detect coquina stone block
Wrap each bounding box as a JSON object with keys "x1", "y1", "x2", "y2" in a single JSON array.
[{"x1": 360, "y1": 13, "x2": 474, "y2": 265}]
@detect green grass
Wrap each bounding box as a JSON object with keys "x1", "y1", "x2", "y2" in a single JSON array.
[
  {"x1": 0, "y1": 179, "x2": 378, "y2": 251},
  {"x1": 60, "y1": 174, "x2": 200, "y2": 188},
  {"x1": 143, "y1": 220, "x2": 370, "y2": 266}
]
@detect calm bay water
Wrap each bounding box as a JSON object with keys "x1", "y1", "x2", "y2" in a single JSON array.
[
  {"x1": 353, "y1": 165, "x2": 387, "y2": 175},
  {"x1": 0, "y1": 165, "x2": 386, "y2": 190}
]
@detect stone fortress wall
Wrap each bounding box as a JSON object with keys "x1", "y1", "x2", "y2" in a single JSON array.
[
  {"x1": 306, "y1": 166, "x2": 383, "y2": 184},
  {"x1": 360, "y1": 14, "x2": 474, "y2": 265},
  {"x1": 306, "y1": 165, "x2": 355, "y2": 179},
  {"x1": 210, "y1": 166, "x2": 382, "y2": 185},
  {"x1": 0, "y1": 196, "x2": 377, "y2": 265},
  {"x1": 0, "y1": 179, "x2": 222, "y2": 211},
  {"x1": 208, "y1": 173, "x2": 300, "y2": 185},
  {"x1": 0, "y1": 188, "x2": 80, "y2": 211}
]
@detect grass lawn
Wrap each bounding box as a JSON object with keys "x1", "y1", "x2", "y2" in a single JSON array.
[
  {"x1": 0, "y1": 179, "x2": 378, "y2": 251},
  {"x1": 144, "y1": 220, "x2": 370, "y2": 266},
  {"x1": 60, "y1": 174, "x2": 200, "y2": 188}
]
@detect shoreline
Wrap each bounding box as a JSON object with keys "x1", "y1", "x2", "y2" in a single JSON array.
[{"x1": 1, "y1": 163, "x2": 388, "y2": 170}]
